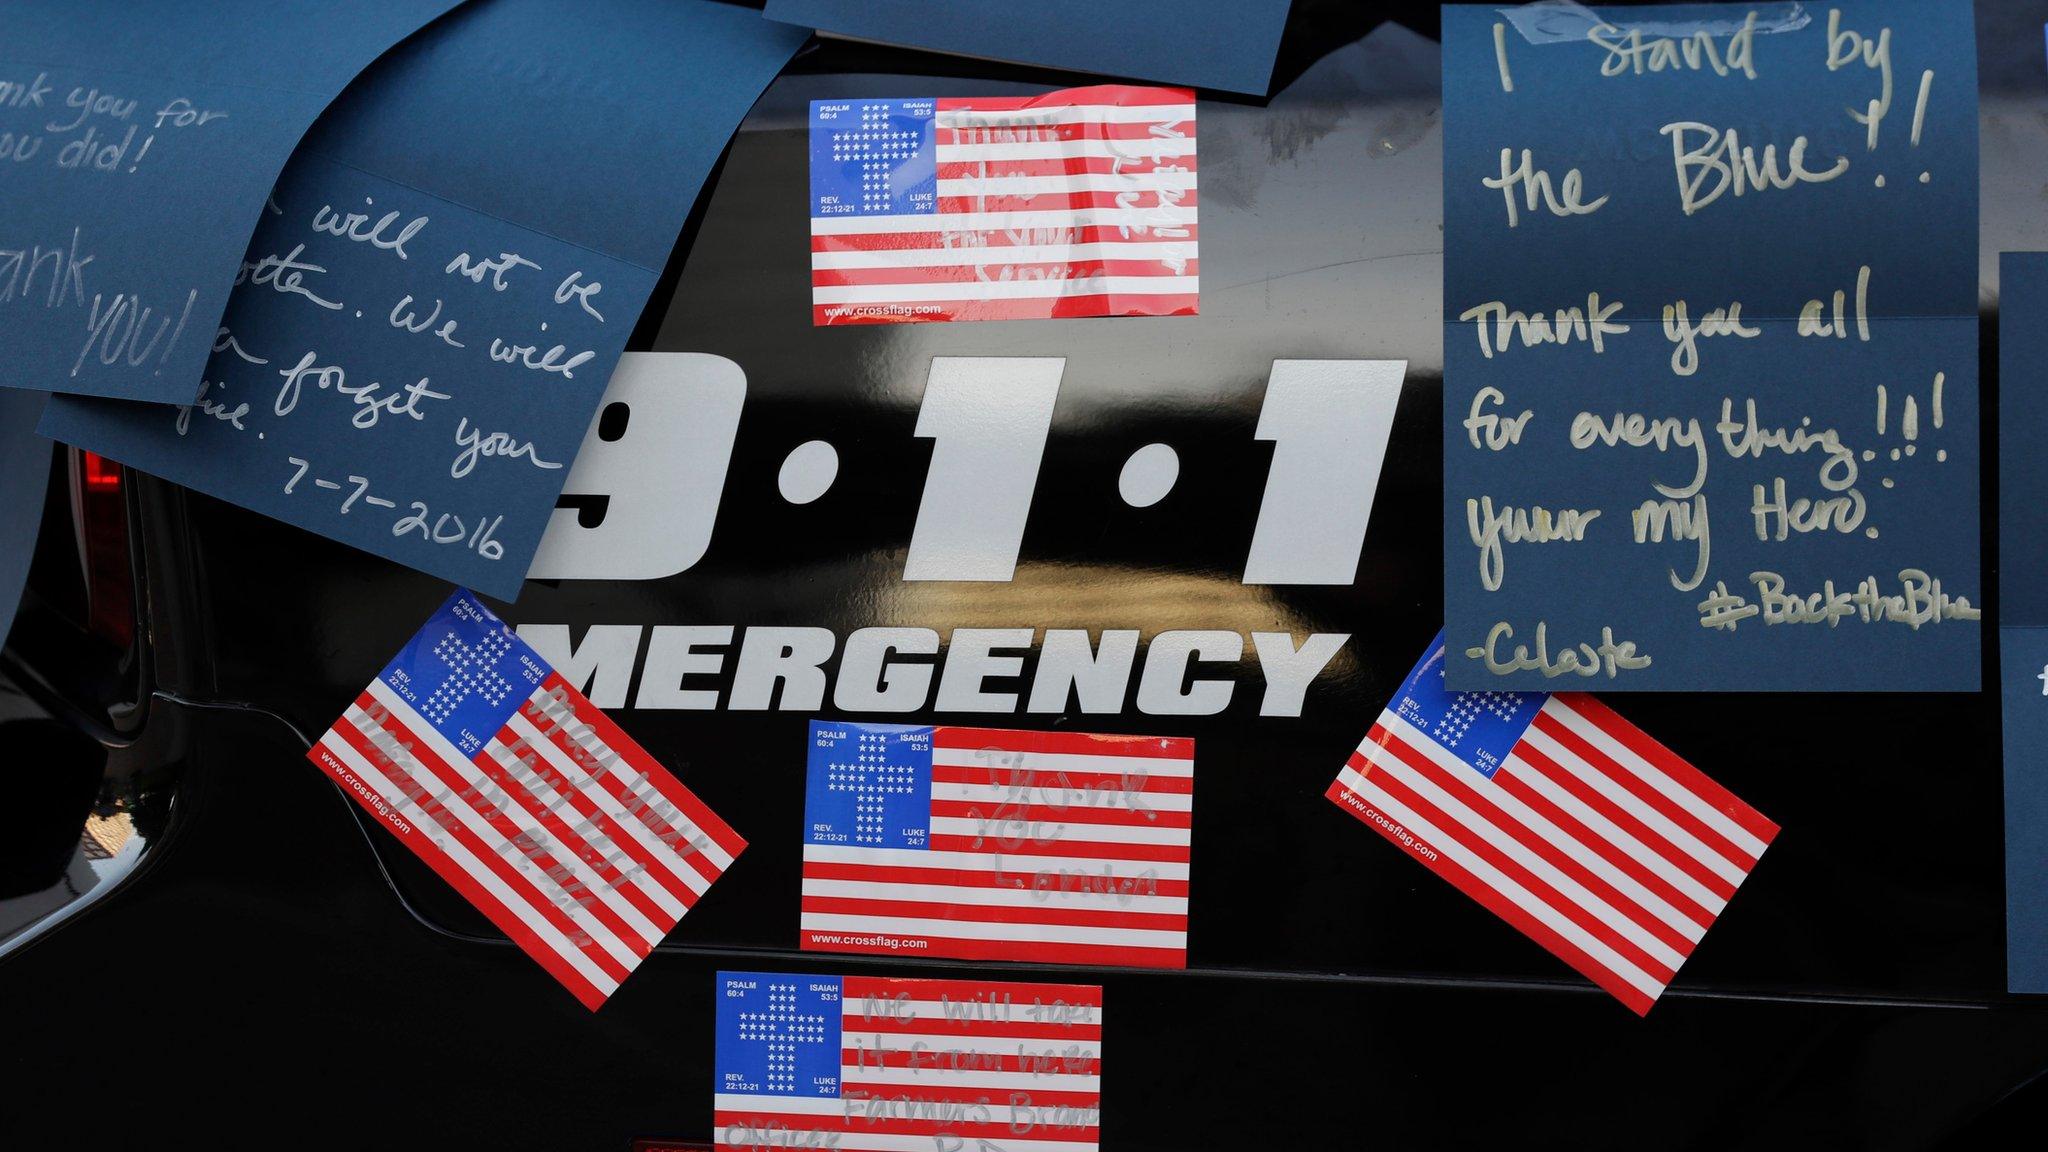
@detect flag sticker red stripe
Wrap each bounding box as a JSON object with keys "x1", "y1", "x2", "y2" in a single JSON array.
[
  {"x1": 310, "y1": 738, "x2": 613, "y2": 1011},
  {"x1": 802, "y1": 858, "x2": 1192, "y2": 898},
  {"x1": 326, "y1": 710, "x2": 635, "y2": 987},
  {"x1": 930, "y1": 189, "x2": 1201, "y2": 213},
  {"x1": 1511, "y1": 737, "x2": 1741, "y2": 904},
  {"x1": 1557, "y1": 693, "x2": 1783, "y2": 845},
  {"x1": 941, "y1": 84, "x2": 1192, "y2": 109},
  {"x1": 930, "y1": 762, "x2": 1196, "y2": 794},
  {"x1": 541, "y1": 670, "x2": 749, "y2": 858},
  {"x1": 936, "y1": 154, "x2": 1201, "y2": 179},
  {"x1": 932, "y1": 727, "x2": 1194, "y2": 759},
  {"x1": 1350, "y1": 741, "x2": 1699, "y2": 961},
  {"x1": 810, "y1": 293, "x2": 1200, "y2": 326},
  {"x1": 811, "y1": 222, "x2": 1202, "y2": 252},
  {"x1": 810, "y1": 257, "x2": 1202, "y2": 287},
  {"x1": 1529, "y1": 707, "x2": 1757, "y2": 871}
]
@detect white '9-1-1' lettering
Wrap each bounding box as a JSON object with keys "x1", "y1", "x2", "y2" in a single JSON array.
[{"x1": 527, "y1": 353, "x2": 1405, "y2": 587}]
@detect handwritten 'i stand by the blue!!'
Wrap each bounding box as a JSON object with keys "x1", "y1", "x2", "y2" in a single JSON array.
[
  {"x1": 1441, "y1": 0, "x2": 1981, "y2": 692},
  {"x1": 37, "y1": 0, "x2": 808, "y2": 600},
  {"x1": 0, "y1": 0, "x2": 465, "y2": 406}
]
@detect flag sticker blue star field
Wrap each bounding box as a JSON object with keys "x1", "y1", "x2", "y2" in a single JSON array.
[
  {"x1": 809, "y1": 98, "x2": 936, "y2": 218},
  {"x1": 714, "y1": 972, "x2": 843, "y2": 1098},
  {"x1": 804, "y1": 722, "x2": 932, "y2": 849},
  {"x1": 375, "y1": 591, "x2": 545, "y2": 757},
  {"x1": 1389, "y1": 633, "x2": 1540, "y2": 780}
]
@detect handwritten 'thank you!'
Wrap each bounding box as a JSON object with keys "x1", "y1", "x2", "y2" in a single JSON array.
[
  {"x1": 1441, "y1": 0, "x2": 1981, "y2": 691},
  {"x1": 0, "y1": 0, "x2": 461, "y2": 405}
]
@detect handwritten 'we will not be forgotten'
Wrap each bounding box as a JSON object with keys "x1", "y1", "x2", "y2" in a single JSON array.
[
  {"x1": 182, "y1": 149, "x2": 637, "y2": 593},
  {"x1": 1441, "y1": 1, "x2": 1982, "y2": 692}
]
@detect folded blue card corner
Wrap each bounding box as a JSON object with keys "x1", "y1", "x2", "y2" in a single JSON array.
[
  {"x1": 763, "y1": 0, "x2": 1290, "y2": 95},
  {"x1": 2003, "y1": 253, "x2": 2048, "y2": 628}
]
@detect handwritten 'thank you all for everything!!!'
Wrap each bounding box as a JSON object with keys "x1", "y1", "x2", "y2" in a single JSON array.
[{"x1": 1442, "y1": 1, "x2": 1981, "y2": 692}]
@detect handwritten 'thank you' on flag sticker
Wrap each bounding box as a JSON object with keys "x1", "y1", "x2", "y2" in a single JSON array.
[
  {"x1": 809, "y1": 85, "x2": 1197, "y2": 324},
  {"x1": 800, "y1": 720, "x2": 1194, "y2": 968},
  {"x1": 1328, "y1": 632, "x2": 1777, "y2": 1015},
  {"x1": 2000, "y1": 252, "x2": 2048, "y2": 993},
  {"x1": 714, "y1": 970, "x2": 1101, "y2": 1151},
  {"x1": 309, "y1": 589, "x2": 745, "y2": 1009}
]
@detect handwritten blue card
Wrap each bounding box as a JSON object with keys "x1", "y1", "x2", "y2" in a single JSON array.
[
  {"x1": 0, "y1": 0, "x2": 462, "y2": 405},
  {"x1": 38, "y1": 0, "x2": 806, "y2": 601},
  {"x1": 2002, "y1": 252, "x2": 2048, "y2": 992},
  {"x1": 1442, "y1": 1, "x2": 1981, "y2": 691},
  {"x1": 763, "y1": 0, "x2": 1291, "y2": 95},
  {"x1": 2004, "y1": 629, "x2": 2048, "y2": 994}
]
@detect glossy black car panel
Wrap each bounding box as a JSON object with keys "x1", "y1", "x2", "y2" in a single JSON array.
[{"x1": 6, "y1": 3, "x2": 2048, "y2": 1148}]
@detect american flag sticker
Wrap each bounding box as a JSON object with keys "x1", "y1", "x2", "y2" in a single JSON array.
[
  {"x1": 714, "y1": 970, "x2": 1102, "y2": 1152},
  {"x1": 800, "y1": 721, "x2": 1194, "y2": 968},
  {"x1": 308, "y1": 589, "x2": 745, "y2": 1010},
  {"x1": 1328, "y1": 633, "x2": 1779, "y2": 1015},
  {"x1": 807, "y1": 84, "x2": 1197, "y2": 325}
]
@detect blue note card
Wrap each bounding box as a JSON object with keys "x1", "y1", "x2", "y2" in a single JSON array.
[
  {"x1": 2002, "y1": 252, "x2": 2048, "y2": 992},
  {"x1": 763, "y1": 0, "x2": 1291, "y2": 95},
  {"x1": 1442, "y1": 1, "x2": 1981, "y2": 691},
  {"x1": 38, "y1": 0, "x2": 806, "y2": 600},
  {"x1": 0, "y1": 0, "x2": 462, "y2": 405},
  {"x1": 2004, "y1": 254, "x2": 2048, "y2": 629},
  {"x1": 0, "y1": 390, "x2": 51, "y2": 646},
  {"x1": 2003, "y1": 629, "x2": 2048, "y2": 994}
]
